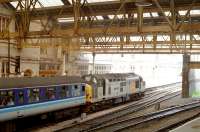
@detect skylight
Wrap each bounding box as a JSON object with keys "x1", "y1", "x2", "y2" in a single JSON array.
[
  {"x1": 39, "y1": 0, "x2": 64, "y2": 7},
  {"x1": 190, "y1": 9, "x2": 200, "y2": 15},
  {"x1": 108, "y1": 15, "x2": 115, "y2": 19},
  {"x1": 88, "y1": 0, "x2": 117, "y2": 3},
  {"x1": 108, "y1": 14, "x2": 124, "y2": 19},
  {"x1": 164, "y1": 11, "x2": 171, "y2": 16},
  {"x1": 134, "y1": 13, "x2": 138, "y2": 18},
  {"x1": 130, "y1": 36, "x2": 142, "y2": 41},
  {"x1": 151, "y1": 12, "x2": 159, "y2": 17},
  {"x1": 179, "y1": 10, "x2": 187, "y2": 16},
  {"x1": 10, "y1": 0, "x2": 63, "y2": 9},
  {"x1": 10, "y1": 1, "x2": 18, "y2": 8},
  {"x1": 96, "y1": 16, "x2": 103, "y2": 20},
  {"x1": 10, "y1": 1, "x2": 40, "y2": 10},
  {"x1": 58, "y1": 17, "x2": 74, "y2": 23},
  {"x1": 117, "y1": 14, "x2": 123, "y2": 19},
  {"x1": 68, "y1": 0, "x2": 117, "y2": 4},
  {"x1": 143, "y1": 13, "x2": 151, "y2": 17}
]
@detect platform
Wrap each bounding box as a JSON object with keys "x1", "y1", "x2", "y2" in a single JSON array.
[{"x1": 170, "y1": 117, "x2": 200, "y2": 132}]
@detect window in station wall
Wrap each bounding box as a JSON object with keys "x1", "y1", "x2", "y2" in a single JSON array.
[{"x1": 0, "y1": 16, "x2": 10, "y2": 32}]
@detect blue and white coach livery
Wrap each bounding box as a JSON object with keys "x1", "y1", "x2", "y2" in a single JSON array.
[{"x1": 0, "y1": 76, "x2": 86, "y2": 122}]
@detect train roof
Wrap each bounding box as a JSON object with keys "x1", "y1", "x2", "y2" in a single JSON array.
[
  {"x1": 83, "y1": 73, "x2": 140, "y2": 80},
  {"x1": 0, "y1": 76, "x2": 84, "y2": 89}
]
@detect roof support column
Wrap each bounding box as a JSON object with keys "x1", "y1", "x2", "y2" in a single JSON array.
[
  {"x1": 92, "y1": 52, "x2": 95, "y2": 74},
  {"x1": 182, "y1": 53, "x2": 190, "y2": 98},
  {"x1": 153, "y1": 34, "x2": 157, "y2": 50},
  {"x1": 72, "y1": 0, "x2": 81, "y2": 35},
  {"x1": 137, "y1": 6, "x2": 143, "y2": 33},
  {"x1": 170, "y1": 0, "x2": 176, "y2": 52}
]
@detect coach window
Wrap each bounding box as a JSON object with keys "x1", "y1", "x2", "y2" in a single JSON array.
[
  {"x1": 82, "y1": 85, "x2": 85, "y2": 92},
  {"x1": 73, "y1": 85, "x2": 81, "y2": 97},
  {"x1": 0, "y1": 91, "x2": 6, "y2": 107},
  {"x1": 18, "y1": 91, "x2": 24, "y2": 104},
  {"x1": 65, "y1": 86, "x2": 71, "y2": 97},
  {"x1": 46, "y1": 87, "x2": 56, "y2": 100},
  {"x1": 81, "y1": 85, "x2": 85, "y2": 96},
  {"x1": 60, "y1": 86, "x2": 66, "y2": 98},
  {"x1": 7, "y1": 91, "x2": 14, "y2": 106},
  {"x1": 0, "y1": 91, "x2": 7, "y2": 107},
  {"x1": 28, "y1": 88, "x2": 39, "y2": 103}
]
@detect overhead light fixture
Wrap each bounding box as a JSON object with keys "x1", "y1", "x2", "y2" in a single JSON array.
[{"x1": 135, "y1": 0, "x2": 152, "y2": 7}]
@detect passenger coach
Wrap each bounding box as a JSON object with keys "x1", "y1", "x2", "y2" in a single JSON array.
[{"x1": 0, "y1": 76, "x2": 87, "y2": 122}]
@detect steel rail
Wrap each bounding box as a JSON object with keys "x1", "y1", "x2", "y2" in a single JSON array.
[{"x1": 113, "y1": 101, "x2": 200, "y2": 132}]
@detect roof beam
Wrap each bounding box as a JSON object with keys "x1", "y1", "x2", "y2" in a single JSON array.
[
  {"x1": 61, "y1": 0, "x2": 71, "y2": 5},
  {"x1": 14, "y1": 2, "x2": 200, "y2": 19},
  {"x1": 153, "y1": 0, "x2": 173, "y2": 30},
  {"x1": 0, "y1": 0, "x2": 17, "y2": 2},
  {"x1": 1, "y1": 23, "x2": 200, "y2": 39}
]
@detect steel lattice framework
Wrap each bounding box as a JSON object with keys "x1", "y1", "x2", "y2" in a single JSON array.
[{"x1": 1, "y1": 0, "x2": 200, "y2": 54}]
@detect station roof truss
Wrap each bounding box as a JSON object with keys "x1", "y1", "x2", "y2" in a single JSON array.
[{"x1": 1, "y1": 0, "x2": 200, "y2": 54}]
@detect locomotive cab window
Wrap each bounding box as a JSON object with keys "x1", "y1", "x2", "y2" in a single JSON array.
[
  {"x1": 120, "y1": 87, "x2": 123, "y2": 92},
  {"x1": 108, "y1": 87, "x2": 111, "y2": 95},
  {"x1": 136, "y1": 80, "x2": 140, "y2": 89}
]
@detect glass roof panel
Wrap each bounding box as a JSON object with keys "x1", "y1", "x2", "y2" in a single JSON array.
[
  {"x1": 179, "y1": 10, "x2": 187, "y2": 16},
  {"x1": 108, "y1": 15, "x2": 114, "y2": 19},
  {"x1": 108, "y1": 14, "x2": 124, "y2": 19},
  {"x1": 117, "y1": 14, "x2": 123, "y2": 19},
  {"x1": 10, "y1": 0, "x2": 64, "y2": 9},
  {"x1": 190, "y1": 9, "x2": 200, "y2": 15},
  {"x1": 39, "y1": 0, "x2": 64, "y2": 7},
  {"x1": 10, "y1": 1, "x2": 18, "y2": 8},
  {"x1": 151, "y1": 12, "x2": 158, "y2": 17},
  {"x1": 58, "y1": 17, "x2": 74, "y2": 23},
  {"x1": 164, "y1": 11, "x2": 171, "y2": 16},
  {"x1": 143, "y1": 13, "x2": 151, "y2": 17},
  {"x1": 96, "y1": 16, "x2": 103, "y2": 20},
  {"x1": 87, "y1": 0, "x2": 117, "y2": 3},
  {"x1": 10, "y1": 1, "x2": 40, "y2": 10},
  {"x1": 68, "y1": 0, "x2": 117, "y2": 4}
]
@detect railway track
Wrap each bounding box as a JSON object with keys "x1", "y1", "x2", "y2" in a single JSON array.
[
  {"x1": 87, "y1": 101, "x2": 200, "y2": 132},
  {"x1": 116, "y1": 101, "x2": 200, "y2": 132},
  {"x1": 57, "y1": 83, "x2": 181, "y2": 132},
  {"x1": 144, "y1": 82, "x2": 180, "y2": 95}
]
